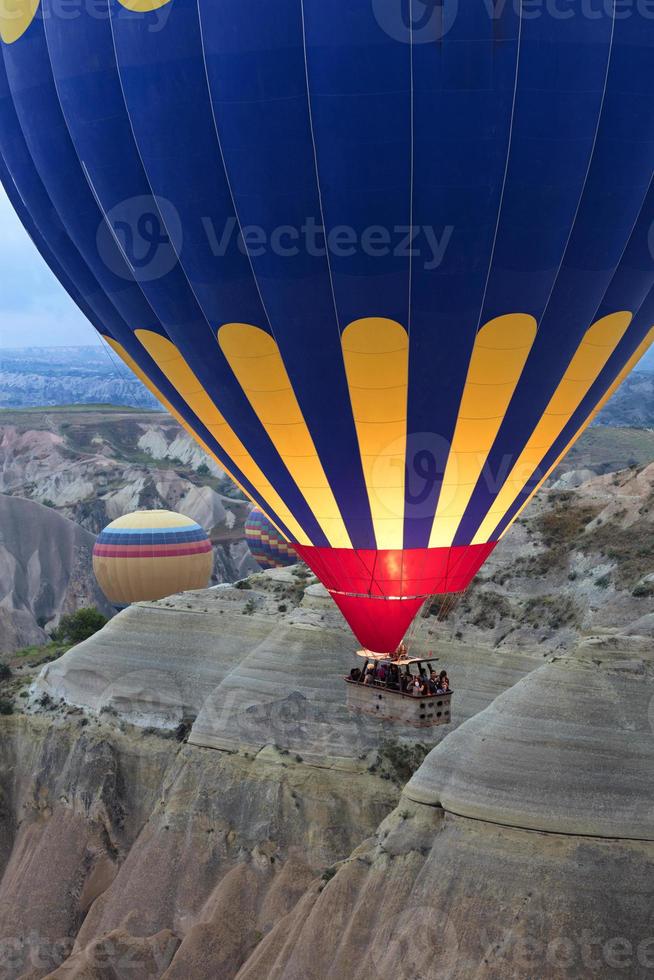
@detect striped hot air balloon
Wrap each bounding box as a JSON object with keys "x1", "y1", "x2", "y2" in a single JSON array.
[
  {"x1": 93, "y1": 511, "x2": 213, "y2": 606},
  {"x1": 1, "y1": 0, "x2": 653, "y2": 651},
  {"x1": 245, "y1": 507, "x2": 298, "y2": 571}
]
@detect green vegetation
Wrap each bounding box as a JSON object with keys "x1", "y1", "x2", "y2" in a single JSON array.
[
  {"x1": 510, "y1": 500, "x2": 603, "y2": 579},
  {"x1": 519, "y1": 595, "x2": 579, "y2": 631},
  {"x1": 51, "y1": 607, "x2": 108, "y2": 645},
  {"x1": 372, "y1": 739, "x2": 431, "y2": 786},
  {"x1": 459, "y1": 590, "x2": 512, "y2": 630},
  {"x1": 4, "y1": 642, "x2": 70, "y2": 667},
  {"x1": 576, "y1": 490, "x2": 654, "y2": 590}
]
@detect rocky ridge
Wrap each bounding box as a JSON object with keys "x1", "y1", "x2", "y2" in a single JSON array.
[{"x1": 0, "y1": 600, "x2": 651, "y2": 978}]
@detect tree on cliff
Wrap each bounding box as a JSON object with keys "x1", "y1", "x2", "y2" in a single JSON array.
[{"x1": 52, "y1": 608, "x2": 108, "y2": 646}]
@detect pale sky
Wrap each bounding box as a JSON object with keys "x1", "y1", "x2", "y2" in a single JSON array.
[
  {"x1": 0, "y1": 183, "x2": 653, "y2": 369},
  {"x1": 0, "y1": 186, "x2": 94, "y2": 348}
]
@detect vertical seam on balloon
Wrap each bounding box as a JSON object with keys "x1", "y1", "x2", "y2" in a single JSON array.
[
  {"x1": 586, "y1": 170, "x2": 654, "y2": 334},
  {"x1": 298, "y1": 0, "x2": 383, "y2": 555},
  {"x1": 196, "y1": 2, "x2": 276, "y2": 339},
  {"x1": 407, "y1": 0, "x2": 415, "y2": 339},
  {"x1": 40, "y1": 11, "x2": 159, "y2": 316},
  {"x1": 298, "y1": 0, "x2": 342, "y2": 334},
  {"x1": 530, "y1": 0, "x2": 617, "y2": 338},
  {"x1": 402, "y1": 0, "x2": 416, "y2": 563},
  {"x1": 106, "y1": 5, "x2": 232, "y2": 356},
  {"x1": 472, "y1": 0, "x2": 524, "y2": 338}
]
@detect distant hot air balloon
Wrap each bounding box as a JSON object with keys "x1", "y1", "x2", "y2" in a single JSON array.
[
  {"x1": 245, "y1": 507, "x2": 298, "y2": 571},
  {"x1": 2, "y1": 0, "x2": 653, "y2": 651},
  {"x1": 93, "y1": 511, "x2": 213, "y2": 606}
]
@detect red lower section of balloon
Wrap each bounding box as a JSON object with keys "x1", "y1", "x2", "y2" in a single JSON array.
[{"x1": 294, "y1": 542, "x2": 497, "y2": 652}]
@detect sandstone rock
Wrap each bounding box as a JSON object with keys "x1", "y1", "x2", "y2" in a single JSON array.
[
  {"x1": 405, "y1": 650, "x2": 654, "y2": 839},
  {"x1": 0, "y1": 494, "x2": 113, "y2": 652},
  {"x1": 35, "y1": 583, "x2": 541, "y2": 767}
]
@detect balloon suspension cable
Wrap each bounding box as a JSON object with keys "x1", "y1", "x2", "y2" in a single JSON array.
[
  {"x1": 95, "y1": 332, "x2": 133, "y2": 383},
  {"x1": 403, "y1": 583, "x2": 473, "y2": 658},
  {"x1": 404, "y1": 591, "x2": 437, "y2": 659}
]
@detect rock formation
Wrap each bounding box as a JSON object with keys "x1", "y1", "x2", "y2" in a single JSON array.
[
  {"x1": 35, "y1": 573, "x2": 541, "y2": 767},
  {"x1": 235, "y1": 647, "x2": 654, "y2": 980},
  {"x1": 0, "y1": 629, "x2": 651, "y2": 978},
  {"x1": 0, "y1": 495, "x2": 113, "y2": 652}
]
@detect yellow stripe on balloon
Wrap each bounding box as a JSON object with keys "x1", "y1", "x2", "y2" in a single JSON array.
[
  {"x1": 498, "y1": 323, "x2": 654, "y2": 539},
  {"x1": 117, "y1": 0, "x2": 171, "y2": 10},
  {"x1": 472, "y1": 311, "x2": 633, "y2": 544},
  {"x1": 114, "y1": 331, "x2": 306, "y2": 545},
  {"x1": 429, "y1": 314, "x2": 537, "y2": 548},
  {"x1": 0, "y1": 0, "x2": 40, "y2": 43},
  {"x1": 219, "y1": 323, "x2": 351, "y2": 549},
  {"x1": 341, "y1": 317, "x2": 409, "y2": 550}
]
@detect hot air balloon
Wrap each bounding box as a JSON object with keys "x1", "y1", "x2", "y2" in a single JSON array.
[
  {"x1": 2, "y1": 0, "x2": 653, "y2": 653},
  {"x1": 93, "y1": 511, "x2": 213, "y2": 606},
  {"x1": 245, "y1": 507, "x2": 298, "y2": 571}
]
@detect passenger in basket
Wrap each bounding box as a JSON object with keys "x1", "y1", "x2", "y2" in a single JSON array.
[{"x1": 410, "y1": 675, "x2": 424, "y2": 697}]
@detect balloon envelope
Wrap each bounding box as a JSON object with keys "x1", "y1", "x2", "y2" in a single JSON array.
[
  {"x1": 245, "y1": 508, "x2": 298, "y2": 571},
  {"x1": 2, "y1": 0, "x2": 653, "y2": 649},
  {"x1": 93, "y1": 511, "x2": 213, "y2": 606}
]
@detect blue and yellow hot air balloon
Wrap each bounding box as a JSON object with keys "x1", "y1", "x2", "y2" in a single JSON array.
[
  {"x1": 245, "y1": 507, "x2": 298, "y2": 571},
  {"x1": 1, "y1": 0, "x2": 653, "y2": 651},
  {"x1": 93, "y1": 511, "x2": 213, "y2": 606}
]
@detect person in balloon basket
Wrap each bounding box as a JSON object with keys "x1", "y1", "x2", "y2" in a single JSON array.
[{"x1": 410, "y1": 674, "x2": 427, "y2": 697}]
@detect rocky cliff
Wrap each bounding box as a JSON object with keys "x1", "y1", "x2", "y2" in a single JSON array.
[
  {"x1": 0, "y1": 495, "x2": 113, "y2": 652},
  {"x1": 0, "y1": 408, "x2": 258, "y2": 608},
  {"x1": 0, "y1": 602, "x2": 651, "y2": 978}
]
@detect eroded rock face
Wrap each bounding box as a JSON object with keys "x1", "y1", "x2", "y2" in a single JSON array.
[
  {"x1": 0, "y1": 715, "x2": 395, "y2": 980},
  {"x1": 405, "y1": 651, "x2": 654, "y2": 839},
  {"x1": 0, "y1": 495, "x2": 113, "y2": 651},
  {"x1": 240, "y1": 805, "x2": 654, "y2": 980},
  {"x1": 34, "y1": 579, "x2": 541, "y2": 767},
  {"x1": 3, "y1": 639, "x2": 654, "y2": 979},
  {"x1": 233, "y1": 648, "x2": 654, "y2": 980}
]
